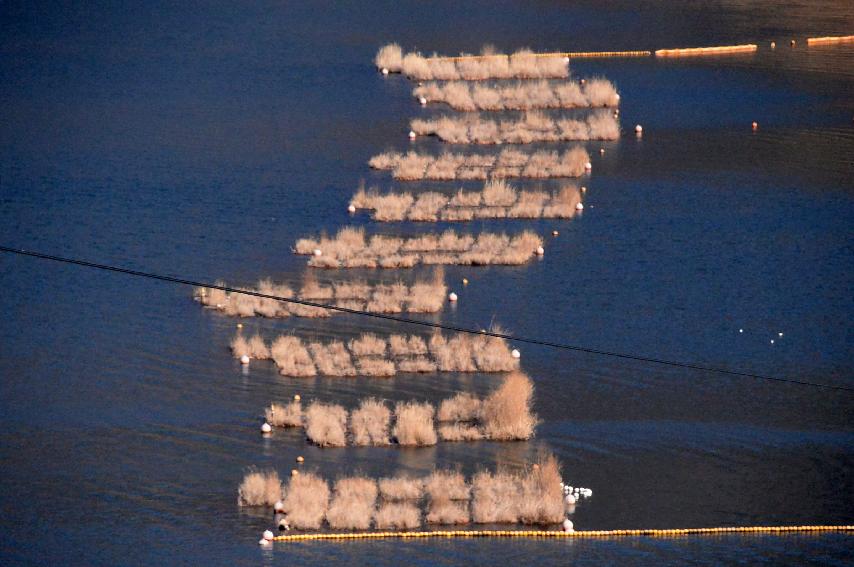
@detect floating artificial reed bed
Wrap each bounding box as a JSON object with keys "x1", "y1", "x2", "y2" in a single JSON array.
[
  {"x1": 410, "y1": 110, "x2": 620, "y2": 144},
  {"x1": 413, "y1": 79, "x2": 619, "y2": 111},
  {"x1": 240, "y1": 453, "x2": 566, "y2": 529},
  {"x1": 375, "y1": 43, "x2": 569, "y2": 80},
  {"x1": 265, "y1": 372, "x2": 537, "y2": 447},
  {"x1": 235, "y1": 330, "x2": 519, "y2": 377},
  {"x1": 295, "y1": 227, "x2": 544, "y2": 268},
  {"x1": 351, "y1": 181, "x2": 582, "y2": 223},
  {"x1": 195, "y1": 269, "x2": 447, "y2": 317},
  {"x1": 369, "y1": 147, "x2": 590, "y2": 181}
]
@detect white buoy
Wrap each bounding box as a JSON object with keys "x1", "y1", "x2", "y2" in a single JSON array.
[
  {"x1": 294, "y1": 394, "x2": 301, "y2": 401},
  {"x1": 347, "y1": 204, "x2": 356, "y2": 213},
  {"x1": 536, "y1": 246, "x2": 545, "y2": 255},
  {"x1": 565, "y1": 493, "x2": 577, "y2": 505},
  {"x1": 566, "y1": 486, "x2": 573, "y2": 493},
  {"x1": 563, "y1": 519, "x2": 574, "y2": 532},
  {"x1": 408, "y1": 130, "x2": 417, "y2": 140},
  {"x1": 236, "y1": 323, "x2": 243, "y2": 329},
  {"x1": 259, "y1": 538, "x2": 271, "y2": 546},
  {"x1": 381, "y1": 67, "x2": 389, "y2": 75},
  {"x1": 263, "y1": 530, "x2": 274, "y2": 541},
  {"x1": 599, "y1": 148, "x2": 605, "y2": 155},
  {"x1": 771, "y1": 41, "x2": 776, "y2": 49},
  {"x1": 583, "y1": 488, "x2": 593, "y2": 497},
  {"x1": 419, "y1": 96, "x2": 427, "y2": 105},
  {"x1": 241, "y1": 354, "x2": 250, "y2": 365},
  {"x1": 563, "y1": 56, "x2": 570, "y2": 63},
  {"x1": 552, "y1": 230, "x2": 559, "y2": 236},
  {"x1": 462, "y1": 278, "x2": 469, "y2": 285},
  {"x1": 584, "y1": 161, "x2": 592, "y2": 170},
  {"x1": 575, "y1": 202, "x2": 584, "y2": 211},
  {"x1": 635, "y1": 124, "x2": 643, "y2": 134},
  {"x1": 296, "y1": 455, "x2": 304, "y2": 463},
  {"x1": 615, "y1": 94, "x2": 620, "y2": 102},
  {"x1": 581, "y1": 186, "x2": 587, "y2": 193},
  {"x1": 771, "y1": 339, "x2": 775, "y2": 344},
  {"x1": 291, "y1": 469, "x2": 299, "y2": 477},
  {"x1": 261, "y1": 422, "x2": 272, "y2": 434},
  {"x1": 511, "y1": 349, "x2": 521, "y2": 359},
  {"x1": 739, "y1": 328, "x2": 744, "y2": 333},
  {"x1": 778, "y1": 332, "x2": 783, "y2": 337},
  {"x1": 313, "y1": 248, "x2": 322, "y2": 257},
  {"x1": 448, "y1": 292, "x2": 458, "y2": 302},
  {"x1": 278, "y1": 518, "x2": 290, "y2": 531},
  {"x1": 274, "y1": 500, "x2": 285, "y2": 512}
]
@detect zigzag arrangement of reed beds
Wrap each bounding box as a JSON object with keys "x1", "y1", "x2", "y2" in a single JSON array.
[
  {"x1": 265, "y1": 372, "x2": 536, "y2": 446},
  {"x1": 413, "y1": 80, "x2": 619, "y2": 111},
  {"x1": 231, "y1": 329, "x2": 519, "y2": 377},
  {"x1": 411, "y1": 110, "x2": 620, "y2": 144},
  {"x1": 295, "y1": 227, "x2": 544, "y2": 268},
  {"x1": 369, "y1": 148, "x2": 590, "y2": 181},
  {"x1": 350, "y1": 181, "x2": 582, "y2": 222},
  {"x1": 238, "y1": 453, "x2": 565, "y2": 529},
  {"x1": 375, "y1": 43, "x2": 569, "y2": 81},
  {"x1": 195, "y1": 270, "x2": 446, "y2": 317}
]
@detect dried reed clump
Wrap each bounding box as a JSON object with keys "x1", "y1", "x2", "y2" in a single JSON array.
[
  {"x1": 411, "y1": 110, "x2": 619, "y2": 144},
  {"x1": 298, "y1": 226, "x2": 544, "y2": 268},
  {"x1": 237, "y1": 469, "x2": 282, "y2": 507},
  {"x1": 517, "y1": 453, "x2": 564, "y2": 525},
  {"x1": 438, "y1": 423, "x2": 485, "y2": 441},
  {"x1": 304, "y1": 402, "x2": 348, "y2": 447},
  {"x1": 308, "y1": 341, "x2": 357, "y2": 376},
  {"x1": 375, "y1": 502, "x2": 421, "y2": 529},
  {"x1": 348, "y1": 333, "x2": 388, "y2": 357},
  {"x1": 355, "y1": 357, "x2": 397, "y2": 377},
  {"x1": 230, "y1": 334, "x2": 271, "y2": 359},
  {"x1": 481, "y1": 372, "x2": 537, "y2": 441},
  {"x1": 368, "y1": 148, "x2": 590, "y2": 181},
  {"x1": 354, "y1": 182, "x2": 582, "y2": 223},
  {"x1": 265, "y1": 401, "x2": 302, "y2": 427},
  {"x1": 471, "y1": 471, "x2": 521, "y2": 523},
  {"x1": 376, "y1": 44, "x2": 569, "y2": 80},
  {"x1": 271, "y1": 335, "x2": 317, "y2": 377},
  {"x1": 375, "y1": 43, "x2": 403, "y2": 72},
  {"x1": 424, "y1": 470, "x2": 471, "y2": 501},
  {"x1": 414, "y1": 79, "x2": 619, "y2": 111},
  {"x1": 426, "y1": 499, "x2": 470, "y2": 525},
  {"x1": 378, "y1": 476, "x2": 424, "y2": 501},
  {"x1": 389, "y1": 334, "x2": 429, "y2": 356},
  {"x1": 282, "y1": 472, "x2": 330, "y2": 529},
  {"x1": 393, "y1": 401, "x2": 437, "y2": 446},
  {"x1": 326, "y1": 477, "x2": 378, "y2": 530},
  {"x1": 438, "y1": 393, "x2": 482, "y2": 422},
  {"x1": 350, "y1": 398, "x2": 391, "y2": 446}
]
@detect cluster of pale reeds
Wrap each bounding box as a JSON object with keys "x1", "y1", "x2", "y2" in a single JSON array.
[
  {"x1": 195, "y1": 269, "x2": 447, "y2": 317},
  {"x1": 375, "y1": 43, "x2": 568, "y2": 81},
  {"x1": 295, "y1": 226, "x2": 544, "y2": 268},
  {"x1": 369, "y1": 147, "x2": 590, "y2": 181},
  {"x1": 265, "y1": 372, "x2": 536, "y2": 446},
  {"x1": 235, "y1": 330, "x2": 519, "y2": 377},
  {"x1": 411, "y1": 110, "x2": 619, "y2": 144},
  {"x1": 413, "y1": 79, "x2": 619, "y2": 111},
  {"x1": 351, "y1": 181, "x2": 581, "y2": 222},
  {"x1": 437, "y1": 372, "x2": 537, "y2": 442},
  {"x1": 239, "y1": 453, "x2": 565, "y2": 529}
]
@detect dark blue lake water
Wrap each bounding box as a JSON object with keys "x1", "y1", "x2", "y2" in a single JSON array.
[{"x1": 1, "y1": 1, "x2": 852, "y2": 565}]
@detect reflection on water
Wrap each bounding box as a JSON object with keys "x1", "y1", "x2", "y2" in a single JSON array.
[{"x1": 1, "y1": 0, "x2": 852, "y2": 564}]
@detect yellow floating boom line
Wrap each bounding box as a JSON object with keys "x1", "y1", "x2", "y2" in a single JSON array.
[
  {"x1": 433, "y1": 50, "x2": 650, "y2": 61},
  {"x1": 655, "y1": 44, "x2": 758, "y2": 57},
  {"x1": 272, "y1": 525, "x2": 854, "y2": 542},
  {"x1": 807, "y1": 35, "x2": 854, "y2": 45}
]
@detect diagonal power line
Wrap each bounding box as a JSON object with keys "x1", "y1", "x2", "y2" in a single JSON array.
[{"x1": 1, "y1": 244, "x2": 851, "y2": 393}]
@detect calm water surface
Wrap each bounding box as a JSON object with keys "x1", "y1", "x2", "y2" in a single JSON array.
[{"x1": 1, "y1": 1, "x2": 852, "y2": 565}]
